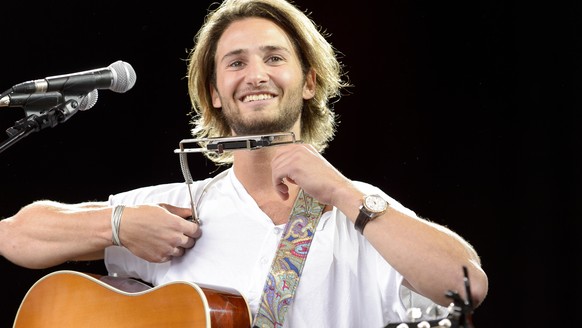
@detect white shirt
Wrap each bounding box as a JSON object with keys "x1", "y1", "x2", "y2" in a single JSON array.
[{"x1": 104, "y1": 168, "x2": 433, "y2": 327}]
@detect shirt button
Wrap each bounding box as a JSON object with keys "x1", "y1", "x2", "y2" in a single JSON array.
[{"x1": 274, "y1": 227, "x2": 282, "y2": 234}]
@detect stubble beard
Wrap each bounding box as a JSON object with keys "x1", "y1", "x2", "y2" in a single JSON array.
[{"x1": 223, "y1": 90, "x2": 304, "y2": 136}]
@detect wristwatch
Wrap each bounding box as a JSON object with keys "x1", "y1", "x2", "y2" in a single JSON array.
[{"x1": 354, "y1": 194, "x2": 389, "y2": 234}]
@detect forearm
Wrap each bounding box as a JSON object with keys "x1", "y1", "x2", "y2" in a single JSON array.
[
  {"x1": 0, "y1": 200, "x2": 112, "y2": 269},
  {"x1": 366, "y1": 210, "x2": 487, "y2": 307},
  {"x1": 332, "y1": 185, "x2": 488, "y2": 308}
]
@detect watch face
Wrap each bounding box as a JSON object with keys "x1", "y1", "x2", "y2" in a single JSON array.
[{"x1": 364, "y1": 195, "x2": 388, "y2": 213}]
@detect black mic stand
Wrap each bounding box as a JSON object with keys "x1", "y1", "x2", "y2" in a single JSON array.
[{"x1": 0, "y1": 97, "x2": 83, "y2": 154}]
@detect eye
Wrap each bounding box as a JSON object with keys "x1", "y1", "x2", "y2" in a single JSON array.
[
  {"x1": 228, "y1": 60, "x2": 245, "y2": 68},
  {"x1": 266, "y1": 55, "x2": 284, "y2": 64}
]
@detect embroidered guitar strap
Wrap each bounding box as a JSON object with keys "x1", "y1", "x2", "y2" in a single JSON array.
[{"x1": 252, "y1": 189, "x2": 325, "y2": 328}]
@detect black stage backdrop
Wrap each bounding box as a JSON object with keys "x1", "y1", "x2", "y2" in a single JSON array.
[{"x1": 0, "y1": 1, "x2": 577, "y2": 327}]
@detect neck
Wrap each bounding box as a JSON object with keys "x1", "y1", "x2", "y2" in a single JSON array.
[
  {"x1": 233, "y1": 147, "x2": 300, "y2": 225},
  {"x1": 233, "y1": 146, "x2": 281, "y2": 193},
  {"x1": 231, "y1": 127, "x2": 301, "y2": 189}
]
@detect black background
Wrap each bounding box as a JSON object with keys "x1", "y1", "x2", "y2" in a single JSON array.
[{"x1": 0, "y1": 1, "x2": 577, "y2": 327}]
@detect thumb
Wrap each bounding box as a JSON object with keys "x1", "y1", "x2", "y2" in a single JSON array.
[{"x1": 159, "y1": 203, "x2": 193, "y2": 219}]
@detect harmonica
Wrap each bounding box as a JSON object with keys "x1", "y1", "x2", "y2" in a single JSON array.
[{"x1": 174, "y1": 132, "x2": 298, "y2": 154}]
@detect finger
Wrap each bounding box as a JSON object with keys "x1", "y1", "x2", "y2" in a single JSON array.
[
  {"x1": 159, "y1": 203, "x2": 193, "y2": 219},
  {"x1": 181, "y1": 219, "x2": 202, "y2": 239},
  {"x1": 173, "y1": 247, "x2": 185, "y2": 257},
  {"x1": 159, "y1": 256, "x2": 172, "y2": 263},
  {"x1": 182, "y1": 235, "x2": 197, "y2": 249},
  {"x1": 192, "y1": 226, "x2": 202, "y2": 238},
  {"x1": 274, "y1": 178, "x2": 290, "y2": 200}
]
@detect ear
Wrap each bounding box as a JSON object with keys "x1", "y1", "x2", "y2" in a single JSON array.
[
  {"x1": 302, "y1": 68, "x2": 316, "y2": 100},
  {"x1": 211, "y1": 85, "x2": 222, "y2": 108}
]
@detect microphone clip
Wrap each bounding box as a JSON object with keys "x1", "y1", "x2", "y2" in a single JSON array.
[{"x1": 7, "y1": 98, "x2": 78, "y2": 137}]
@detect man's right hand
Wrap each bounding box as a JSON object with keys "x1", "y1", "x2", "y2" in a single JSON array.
[{"x1": 118, "y1": 203, "x2": 201, "y2": 263}]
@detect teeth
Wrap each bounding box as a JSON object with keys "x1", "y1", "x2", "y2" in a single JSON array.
[{"x1": 243, "y1": 94, "x2": 273, "y2": 102}]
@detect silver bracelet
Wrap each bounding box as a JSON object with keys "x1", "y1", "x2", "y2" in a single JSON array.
[{"x1": 111, "y1": 205, "x2": 125, "y2": 246}]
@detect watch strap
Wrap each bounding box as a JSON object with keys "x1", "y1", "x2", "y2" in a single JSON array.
[{"x1": 354, "y1": 210, "x2": 372, "y2": 234}]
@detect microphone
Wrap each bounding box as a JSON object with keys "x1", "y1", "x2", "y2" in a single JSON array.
[
  {"x1": 9, "y1": 60, "x2": 136, "y2": 95},
  {"x1": 0, "y1": 90, "x2": 98, "y2": 111},
  {"x1": 70, "y1": 90, "x2": 99, "y2": 111}
]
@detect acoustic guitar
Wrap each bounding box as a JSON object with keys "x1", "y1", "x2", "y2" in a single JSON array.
[
  {"x1": 14, "y1": 269, "x2": 473, "y2": 328},
  {"x1": 13, "y1": 270, "x2": 252, "y2": 328}
]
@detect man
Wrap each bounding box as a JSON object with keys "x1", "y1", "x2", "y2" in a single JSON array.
[{"x1": 0, "y1": 0, "x2": 488, "y2": 326}]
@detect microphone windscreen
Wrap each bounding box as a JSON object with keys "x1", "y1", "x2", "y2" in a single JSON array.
[
  {"x1": 78, "y1": 90, "x2": 99, "y2": 111},
  {"x1": 109, "y1": 60, "x2": 137, "y2": 93}
]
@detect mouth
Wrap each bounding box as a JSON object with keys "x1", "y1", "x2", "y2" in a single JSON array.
[{"x1": 241, "y1": 93, "x2": 275, "y2": 103}]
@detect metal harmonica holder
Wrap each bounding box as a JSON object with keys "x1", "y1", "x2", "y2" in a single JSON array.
[
  {"x1": 173, "y1": 132, "x2": 298, "y2": 155},
  {"x1": 175, "y1": 132, "x2": 298, "y2": 225}
]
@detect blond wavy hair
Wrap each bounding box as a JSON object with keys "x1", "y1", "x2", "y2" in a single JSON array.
[{"x1": 186, "y1": 0, "x2": 350, "y2": 165}]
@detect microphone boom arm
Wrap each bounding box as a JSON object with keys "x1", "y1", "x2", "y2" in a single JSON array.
[{"x1": 0, "y1": 93, "x2": 95, "y2": 154}]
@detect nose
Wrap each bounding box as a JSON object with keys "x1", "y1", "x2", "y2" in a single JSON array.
[{"x1": 245, "y1": 59, "x2": 269, "y2": 86}]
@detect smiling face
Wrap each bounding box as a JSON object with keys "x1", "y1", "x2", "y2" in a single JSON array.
[{"x1": 210, "y1": 17, "x2": 315, "y2": 136}]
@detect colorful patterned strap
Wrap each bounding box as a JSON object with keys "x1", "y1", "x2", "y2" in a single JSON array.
[{"x1": 252, "y1": 189, "x2": 325, "y2": 328}]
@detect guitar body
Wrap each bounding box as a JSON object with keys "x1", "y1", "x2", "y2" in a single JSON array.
[{"x1": 13, "y1": 270, "x2": 252, "y2": 328}]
